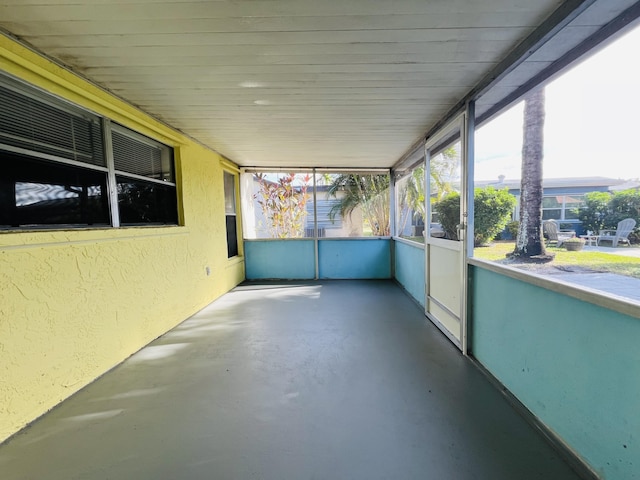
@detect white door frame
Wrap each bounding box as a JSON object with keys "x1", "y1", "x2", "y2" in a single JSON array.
[{"x1": 424, "y1": 105, "x2": 473, "y2": 354}]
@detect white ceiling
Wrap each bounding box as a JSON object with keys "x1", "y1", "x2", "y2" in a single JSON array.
[{"x1": 0, "y1": 0, "x2": 628, "y2": 169}]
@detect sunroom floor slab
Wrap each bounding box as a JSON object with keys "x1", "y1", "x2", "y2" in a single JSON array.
[{"x1": 0, "y1": 280, "x2": 582, "y2": 480}]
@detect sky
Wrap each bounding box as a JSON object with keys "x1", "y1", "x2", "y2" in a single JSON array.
[{"x1": 474, "y1": 23, "x2": 640, "y2": 182}]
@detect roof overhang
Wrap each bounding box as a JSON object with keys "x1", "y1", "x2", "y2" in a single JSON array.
[{"x1": 0, "y1": 1, "x2": 639, "y2": 169}]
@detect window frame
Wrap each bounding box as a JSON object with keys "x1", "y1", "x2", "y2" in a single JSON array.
[
  {"x1": 241, "y1": 170, "x2": 314, "y2": 240},
  {"x1": 541, "y1": 194, "x2": 585, "y2": 222},
  {"x1": 394, "y1": 163, "x2": 426, "y2": 244},
  {"x1": 223, "y1": 170, "x2": 240, "y2": 258},
  {"x1": 241, "y1": 169, "x2": 391, "y2": 240},
  {"x1": 0, "y1": 74, "x2": 179, "y2": 231}
]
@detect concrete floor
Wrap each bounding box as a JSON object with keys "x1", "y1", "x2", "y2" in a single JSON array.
[
  {"x1": 0, "y1": 280, "x2": 583, "y2": 480},
  {"x1": 547, "y1": 245, "x2": 640, "y2": 302},
  {"x1": 583, "y1": 245, "x2": 640, "y2": 258},
  {"x1": 551, "y1": 272, "x2": 640, "y2": 302}
]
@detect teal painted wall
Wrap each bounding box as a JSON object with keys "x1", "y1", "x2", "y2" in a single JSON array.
[
  {"x1": 318, "y1": 239, "x2": 391, "y2": 279},
  {"x1": 244, "y1": 240, "x2": 315, "y2": 279},
  {"x1": 471, "y1": 265, "x2": 640, "y2": 480},
  {"x1": 394, "y1": 241, "x2": 425, "y2": 307},
  {"x1": 244, "y1": 239, "x2": 391, "y2": 280}
]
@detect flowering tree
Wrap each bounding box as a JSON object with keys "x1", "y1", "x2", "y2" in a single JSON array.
[{"x1": 254, "y1": 173, "x2": 311, "y2": 238}]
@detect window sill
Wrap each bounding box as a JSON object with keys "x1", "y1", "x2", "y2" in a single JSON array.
[
  {"x1": 393, "y1": 236, "x2": 426, "y2": 248},
  {"x1": 226, "y1": 256, "x2": 245, "y2": 267},
  {"x1": 243, "y1": 236, "x2": 392, "y2": 241},
  {"x1": 0, "y1": 225, "x2": 189, "y2": 250}
]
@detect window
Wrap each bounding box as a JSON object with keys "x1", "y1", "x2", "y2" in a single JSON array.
[
  {"x1": 111, "y1": 124, "x2": 177, "y2": 226},
  {"x1": 541, "y1": 195, "x2": 585, "y2": 221},
  {"x1": 541, "y1": 196, "x2": 562, "y2": 220},
  {"x1": 473, "y1": 23, "x2": 640, "y2": 304},
  {"x1": 316, "y1": 172, "x2": 390, "y2": 237},
  {"x1": 242, "y1": 172, "x2": 313, "y2": 239},
  {"x1": 1, "y1": 153, "x2": 109, "y2": 228},
  {"x1": 430, "y1": 141, "x2": 461, "y2": 241},
  {"x1": 116, "y1": 177, "x2": 177, "y2": 225},
  {"x1": 240, "y1": 170, "x2": 390, "y2": 238},
  {"x1": 223, "y1": 171, "x2": 239, "y2": 257},
  {"x1": 0, "y1": 79, "x2": 105, "y2": 166},
  {"x1": 395, "y1": 164, "x2": 426, "y2": 242},
  {"x1": 0, "y1": 75, "x2": 178, "y2": 229}
]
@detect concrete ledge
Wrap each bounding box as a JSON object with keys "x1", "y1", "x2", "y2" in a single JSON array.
[{"x1": 468, "y1": 258, "x2": 640, "y2": 319}]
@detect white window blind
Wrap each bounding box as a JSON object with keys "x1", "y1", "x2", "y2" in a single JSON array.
[{"x1": 0, "y1": 80, "x2": 104, "y2": 167}]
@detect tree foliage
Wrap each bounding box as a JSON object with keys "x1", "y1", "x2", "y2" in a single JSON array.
[
  {"x1": 254, "y1": 173, "x2": 311, "y2": 238},
  {"x1": 608, "y1": 190, "x2": 640, "y2": 227},
  {"x1": 576, "y1": 191, "x2": 610, "y2": 233},
  {"x1": 327, "y1": 174, "x2": 390, "y2": 236},
  {"x1": 434, "y1": 187, "x2": 516, "y2": 245},
  {"x1": 576, "y1": 189, "x2": 640, "y2": 242},
  {"x1": 430, "y1": 146, "x2": 460, "y2": 201},
  {"x1": 397, "y1": 166, "x2": 425, "y2": 234}
]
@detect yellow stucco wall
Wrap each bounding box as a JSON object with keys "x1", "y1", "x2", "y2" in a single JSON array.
[{"x1": 0, "y1": 35, "x2": 245, "y2": 442}]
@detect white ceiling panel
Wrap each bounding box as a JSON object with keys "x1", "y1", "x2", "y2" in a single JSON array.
[{"x1": 0, "y1": 0, "x2": 607, "y2": 168}]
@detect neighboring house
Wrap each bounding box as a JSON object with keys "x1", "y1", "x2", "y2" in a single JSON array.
[
  {"x1": 246, "y1": 175, "x2": 364, "y2": 238},
  {"x1": 306, "y1": 185, "x2": 364, "y2": 237},
  {"x1": 477, "y1": 175, "x2": 636, "y2": 235}
]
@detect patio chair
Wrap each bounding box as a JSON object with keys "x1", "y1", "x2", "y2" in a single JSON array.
[
  {"x1": 598, "y1": 218, "x2": 636, "y2": 247},
  {"x1": 543, "y1": 220, "x2": 574, "y2": 247}
]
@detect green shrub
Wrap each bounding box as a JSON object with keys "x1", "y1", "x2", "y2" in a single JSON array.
[
  {"x1": 434, "y1": 187, "x2": 516, "y2": 245},
  {"x1": 576, "y1": 191, "x2": 611, "y2": 233},
  {"x1": 606, "y1": 190, "x2": 640, "y2": 226},
  {"x1": 474, "y1": 187, "x2": 517, "y2": 245},
  {"x1": 506, "y1": 221, "x2": 519, "y2": 238},
  {"x1": 434, "y1": 192, "x2": 460, "y2": 240},
  {"x1": 576, "y1": 189, "x2": 640, "y2": 243}
]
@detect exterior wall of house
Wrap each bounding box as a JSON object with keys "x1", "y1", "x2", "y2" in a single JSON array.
[
  {"x1": 0, "y1": 36, "x2": 245, "y2": 442},
  {"x1": 470, "y1": 264, "x2": 640, "y2": 480},
  {"x1": 508, "y1": 185, "x2": 614, "y2": 236}
]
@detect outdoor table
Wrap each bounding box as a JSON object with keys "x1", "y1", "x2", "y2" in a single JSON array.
[{"x1": 580, "y1": 234, "x2": 600, "y2": 246}]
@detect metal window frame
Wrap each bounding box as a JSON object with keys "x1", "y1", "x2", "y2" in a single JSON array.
[
  {"x1": 392, "y1": 161, "x2": 427, "y2": 244},
  {"x1": 0, "y1": 142, "x2": 109, "y2": 173},
  {"x1": 223, "y1": 170, "x2": 241, "y2": 259},
  {"x1": 110, "y1": 122, "x2": 176, "y2": 186},
  {"x1": 540, "y1": 194, "x2": 586, "y2": 222},
  {"x1": 102, "y1": 118, "x2": 120, "y2": 227},
  {"x1": 0, "y1": 78, "x2": 179, "y2": 230},
  {"x1": 0, "y1": 72, "x2": 102, "y2": 124},
  {"x1": 241, "y1": 168, "x2": 392, "y2": 241}
]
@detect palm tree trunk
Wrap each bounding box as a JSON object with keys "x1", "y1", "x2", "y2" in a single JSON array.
[{"x1": 512, "y1": 87, "x2": 549, "y2": 258}]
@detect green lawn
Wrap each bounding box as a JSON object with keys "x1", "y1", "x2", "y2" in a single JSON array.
[{"x1": 474, "y1": 241, "x2": 640, "y2": 279}]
